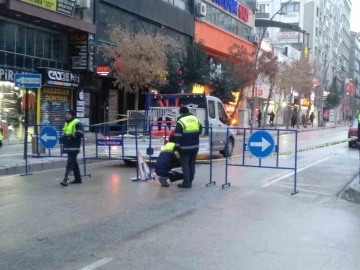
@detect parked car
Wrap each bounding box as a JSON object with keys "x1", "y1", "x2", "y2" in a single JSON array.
[{"x1": 348, "y1": 120, "x2": 358, "y2": 148}]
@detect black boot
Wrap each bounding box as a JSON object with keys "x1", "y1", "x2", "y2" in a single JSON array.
[
  {"x1": 177, "y1": 183, "x2": 191, "y2": 188},
  {"x1": 60, "y1": 179, "x2": 68, "y2": 186},
  {"x1": 69, "y1": 179, "x2": 82, "y2": 184}
]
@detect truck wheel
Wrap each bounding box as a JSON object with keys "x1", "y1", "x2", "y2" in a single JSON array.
[
  {"x1": 220, "y1": 138, "x2": 234, "y2": 158},
  {"x1": 124, "y1": 159, "x2": 136, "y2": 166}
]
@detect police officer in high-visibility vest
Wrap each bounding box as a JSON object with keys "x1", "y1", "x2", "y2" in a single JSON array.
[
  {"x1": 60, "y1": 109, "x2": 84, "y2": 187},
  {"x1": 174, "y1": 106, "x2": 202, "y2": 188}
]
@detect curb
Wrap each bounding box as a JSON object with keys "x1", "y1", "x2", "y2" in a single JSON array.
[
  {"x1": 0, "y1": 158, "x2": 112, "y2": 177},
  {"x1": 342, "y1": 175, "x2": 360, "y2": 204}
]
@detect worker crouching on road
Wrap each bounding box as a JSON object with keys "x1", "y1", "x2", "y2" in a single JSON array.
[
  {"x1": 60, "y1": 109, "x2": 84, "y2": 187},
  {"x1": 174, "y1": 106, "x2": 202, "y2": 188},
  {"x1": 155, "y1": 130, "x2": 183, "y2": 187}
]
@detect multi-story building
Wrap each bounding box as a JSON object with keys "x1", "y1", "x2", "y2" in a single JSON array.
[
  {"x1": 89, "y1": 0, "x2": 195, "y2": 123},
  {"x1": 350, "y1": 32, "x2": 360, "y2": 113},
  {"x1": 194, "y1": 0, "x2": 256, "y2": 117},
  {"x1": 0, "y1": 0, "x2": 95, "y2": 139},
  {"x1": 256, "y1": 0, "x2": 304, "y2": 54}
]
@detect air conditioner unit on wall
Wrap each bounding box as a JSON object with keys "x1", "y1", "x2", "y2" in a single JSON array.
[
  {"x1": 251, "y1": 35, "x2": 260, "y2": 44},
  {"x1": 76, "y1": 0, "x2": 90, "y2": 9},
  {"x1": 197, "y1": 2, "x2": 206, "y2": 17}
]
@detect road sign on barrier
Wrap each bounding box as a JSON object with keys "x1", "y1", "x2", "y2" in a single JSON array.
[
  {"x1": 14, "y1": 73, "x2": 42, "y2": 88},
  {"x1": 39, "y1": 126, "x2": 58, "y2": 149},
  {"x1": 248, "y1": 131, "x2": 275, "y2": 158}
]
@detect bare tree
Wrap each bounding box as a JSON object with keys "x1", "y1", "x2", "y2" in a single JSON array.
[
  {"x1": 227, "y1": 44, "x2": 256, "y2": 121},
  {"x1": 290, "y1": 57, "x2": 316, "y2": 128},
  {"x1": 101, "y1": 26, "x2": 176, "y2": 110},
  {"x1": 256, "y1": 52, "x2": 279, "y2": 128}
]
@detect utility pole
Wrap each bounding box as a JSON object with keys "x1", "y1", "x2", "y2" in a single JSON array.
[{"x1": 318, "y1": 57, "x2": 327, "y2": 127}]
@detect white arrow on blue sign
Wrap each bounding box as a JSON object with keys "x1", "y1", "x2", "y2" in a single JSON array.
[
  {"x1": 247, "y1": 131, "x2": 275, "y2": 159},
  {"x1": 39, "y1": 126, "x2": 58, "y2": 149},
  {"x1": 14, "y1": 73, "x2": 42, "y2": 89}
]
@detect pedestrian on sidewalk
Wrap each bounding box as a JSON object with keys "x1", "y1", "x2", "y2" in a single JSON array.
[
  {"x1": 0, "y1": 128, "x2": 3, "y2": 148},
  {"x1": 257, "y1": 110, "x2": 262, "y2": 128},
  {"x1": 310, "y1": 112, "x2": 315, "y2": 127},
  {"x1": 174, "y1": 106, "x2": 202, "y2": 188},
  {"x1": 60, "y1": 109, "x2": 84, "y2": 187},
  {"x1": 268, "y1": 111, "x2": 275, "y2": 127},
  {"x1": 155, "y1": 130, "x2": 183, "y2": 187},
  {"x1": 291, "y1": 113, "x2": 297, "y2": 128},
  {"x1": 301, "y1": 114, "x2": 306, "y2": 127}
]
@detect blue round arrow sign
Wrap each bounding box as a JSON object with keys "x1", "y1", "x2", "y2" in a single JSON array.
[
  {"x1": 39, "y1": 126, "x2": 59, "y2": 149},
  {"x1": 248, "y1": 131, "x2": 275, "y2": 159}
]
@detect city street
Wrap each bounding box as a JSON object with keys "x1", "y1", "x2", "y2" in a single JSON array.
[{"x1": 1, "y1": 127, "x2": 360, "y2": 270}]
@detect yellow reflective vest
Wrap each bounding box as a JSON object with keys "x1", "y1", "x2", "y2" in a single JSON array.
[
  {"x1": 161, "y1": 142, "x2": 175, "y2": 152},
  {"x1": 63, "y1": 119, "x2": 80, "y2": 136}
]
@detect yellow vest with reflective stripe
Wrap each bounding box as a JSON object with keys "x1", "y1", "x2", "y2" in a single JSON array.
[
  {"x1": 63, "y1": 119, "x2": 80, "y2": 135},
  {"x1": 357, "y1": 114, "x2": 360, "y2": 122},
  {"x1": 161, "y1": 142, "x2": 175, "y2": 152},
  {"x1": 0, "y1": 133, "x2": 3, "y2": 140},
  {"x1": 177, "y1": 115, "x2": 200, "y2": 132}
]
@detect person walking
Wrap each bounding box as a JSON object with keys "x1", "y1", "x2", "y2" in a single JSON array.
[
  {"x1": 174, "y1": 106, "x2": 202, "y2": 188},
  {"x1": 257, "y1": 110, "x2": 262, "y2": 128},
  {"x1": 310, "y1": 112, "x2": 315, "y2": 127},
  {"x1": 268, "y1": 111, "x2": 275, "y2": 127},
  {"x1": 60, "y1": 109, "x2": 84, "y2": 187}
]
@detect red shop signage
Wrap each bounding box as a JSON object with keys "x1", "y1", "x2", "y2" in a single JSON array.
[{"x1": 238, "y1": 5, "x2": 249, "y2": 23}]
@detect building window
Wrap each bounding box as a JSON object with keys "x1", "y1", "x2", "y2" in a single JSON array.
[
  {"x1": 281, "y1": 3, "x2": 300, "y2": 12},
  {"x1": 0, "y1": 19, "x2": 68, "y2": 71},
  {"x1": 162, "y1": 0, "x2": 191, "y2": 12},
  {"x1": 204, "y1": 2, "x2": 251, "y2": 40},
  {"x1": 259, "y1": 4, "x2": 269, "y2": 13}
]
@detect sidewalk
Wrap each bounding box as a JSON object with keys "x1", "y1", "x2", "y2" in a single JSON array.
[{"x1": 234, "y1": 123, "x2": 347, "y2": 138}]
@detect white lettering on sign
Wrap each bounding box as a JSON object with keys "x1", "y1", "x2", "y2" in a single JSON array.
[{"x1": 0, "y1": 69, "x2": 14, "y2": 81}]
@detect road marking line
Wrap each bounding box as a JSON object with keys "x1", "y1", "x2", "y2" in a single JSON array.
[
  {"x1": 273, "y1": 183, "x2": 333, "y2": 196},
  {"x1": 79, "y1": 258, "x2": 113, "y2": 270},
  {"x1": 0, "y1": 203, "x2": 21, "y2": 211},
  {"x1": 276, "y1": 182, "x2": 322, "y2": 187},
  {"x1": 262, "y1": 156, "x2": 332, "y2": 187}
]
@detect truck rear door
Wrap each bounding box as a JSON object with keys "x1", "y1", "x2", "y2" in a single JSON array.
[{"x1": 216, "y1": 101, "x2": 230, "y2": 147}]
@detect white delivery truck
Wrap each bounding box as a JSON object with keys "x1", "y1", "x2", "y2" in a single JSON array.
[{"x1": 100, "y1": 93, "x2": 235, "y2": 165}]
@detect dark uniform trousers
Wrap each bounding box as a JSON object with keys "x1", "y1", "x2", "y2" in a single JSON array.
[
  {"x1": 179, "y1": 149, "x2": 198, "y2": 186},
  {"x1": 65, "y1": 152, "x2": 81, "y2": 181}
]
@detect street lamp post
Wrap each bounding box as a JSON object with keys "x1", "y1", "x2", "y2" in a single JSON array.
[{"x1": 251, "y1": 0, "x2": 293, "y2": 127}]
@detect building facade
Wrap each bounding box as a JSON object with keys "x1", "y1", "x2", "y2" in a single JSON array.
[
  {"x1": 194, "y1": 0, "x2": 256, "y2": 117},
  {"x1": 0, "y1": 0, "x2": 95, "y2": 139},
  {"x1": 350, "y1": 31, "x2": 360, "y2": 114},
  {"x1": 90, "y1": 0, "x2": 195, "y2": 123}
]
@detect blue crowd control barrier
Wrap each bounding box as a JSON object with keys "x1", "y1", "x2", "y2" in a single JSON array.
[
  {"x1": 223, "y1": 127, "x2": 298, "y2": 195},
  {"x1": 21, "y1": 124, "x2": 91, "y2": 179},
  {"x1": 148, "y1": 124, "x2": 215, "y2": 187},
  {"x1": 86, "y1": 124, "x2": 139, "y2": 181}
]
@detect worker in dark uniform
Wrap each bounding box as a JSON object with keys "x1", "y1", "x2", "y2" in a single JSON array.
[
  {"x1": 60, "y1": 109, "x2": 84, "y2": 187},
  {"x1": 155, "y1": 130, "x2": 183, "y2": 187},
  {"x1": 174, "y1": 106, "x2": 202, "y2": 188}
]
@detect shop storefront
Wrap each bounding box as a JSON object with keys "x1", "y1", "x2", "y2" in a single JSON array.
[
  {"x1": 0, "y1": 66, "x2": 40, "y2": 140},
  {"x1": 38, "y1": 68, "x2": 79, "y2": 130}
]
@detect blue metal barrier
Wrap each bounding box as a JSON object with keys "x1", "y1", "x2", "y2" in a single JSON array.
[
  {"x1": 148, "y1": 124, "x2": 215, "y2": 187},
  {"x1": 21, "y1": 124, "x2": 91, "y2": 179},
  {"x1": 87, "y1": 124, "x2": 139, "y2": 181},
  {"x1": 223, "y1": 127, "x2": 298, "y2": 195}
]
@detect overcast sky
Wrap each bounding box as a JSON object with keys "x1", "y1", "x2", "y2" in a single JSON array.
[{"x1": 351, "y1": 1, "x2": 360, "y2": 32}]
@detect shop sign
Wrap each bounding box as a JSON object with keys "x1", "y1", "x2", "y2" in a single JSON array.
[
  {"x1": 22, "y1": 0, "x2": 76, "y2": 17},
  {"x1": 39, "y1": 68, "x2": 80, "y2": 88},
  {"x1": 0, "y1": 67, "x2": 32, "y2": 82},
  {"x1": 70, "y1": 33, "x2": 95, "y2": 72},
  {"x1": 277, "y1": 32, "x2": 300, "y2": 39},
  {"x1": 96, "y1": 66, "x2": 111, "y2": 76},
  {"x1": 211, "y1": 0, "x2": 249, "y2": 23},
  {"x1": 76, "y1": 89, "x2": 90, "y2": 130},
  {"x1": 323, "y1": 109, "x2": 329, "y2": 119}
]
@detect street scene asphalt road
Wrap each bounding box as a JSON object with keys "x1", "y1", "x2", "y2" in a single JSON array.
[{"x1": 1, "y1": 127, "x2": 360, "y2": 270}]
